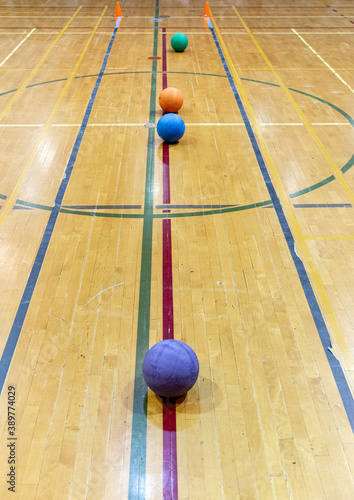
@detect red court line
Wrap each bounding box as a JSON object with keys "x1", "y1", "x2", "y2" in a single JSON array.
[{"x1": 161, "y1": 26, "x2": 178, "y2": 500}]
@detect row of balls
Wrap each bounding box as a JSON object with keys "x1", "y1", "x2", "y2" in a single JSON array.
[
  {"x1": 157, "y1": 86, "x2": 185, "y2": 143},
  {"x1": 142, "y1": 34, "x2": 199, "y2": 401},
  {"x1": 156, "y1": 33, "x2": 188, "y2": 144}
]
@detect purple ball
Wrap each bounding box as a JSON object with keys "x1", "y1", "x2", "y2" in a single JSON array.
[{"x1": 142, "y1": 339, "x2": 199, "y2": 398}]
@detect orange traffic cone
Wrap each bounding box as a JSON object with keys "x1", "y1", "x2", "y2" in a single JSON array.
[
  {"x1": 203, "y1": 2, "x2": 211, "y2": 18},
  {"x1": 115, "y1": 2, "x2": 122, "y2": 18}
]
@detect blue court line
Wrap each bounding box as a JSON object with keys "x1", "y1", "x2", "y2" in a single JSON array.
[
  {"x1": 207, "y1": 17, "x2": 354, "y2": 431},
  {"x1": 0, "y1": 16, "x2": 123, "y2": 392}
]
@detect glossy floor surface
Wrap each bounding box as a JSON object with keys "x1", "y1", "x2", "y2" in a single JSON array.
[{"x1": 0, "y1": 0, "x2": 353, "y2": 498}]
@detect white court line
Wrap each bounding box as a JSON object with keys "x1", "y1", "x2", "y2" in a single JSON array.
[
  {"x1": 0, "y1": 122, "x2": 350, "y2": 128},
  {"x1": 0, "y1": 123, "x2": 145, "y2": 127},
  {"x1": 3, "y1": 32, "x2": 353, "y2": 37},
  {"x1": 293, "y1": 32, "x2": 354, "y2": 35},
  {"x1": 82, "y1": 282, "x2": 125, "y2": 307},
  {"x1": 0, "y1": 28, "x2": 35, "y2": 67},
  {"x1": 0, "y1": 33, "x2": 36, "y2": 35},
  {"x1": 259, "y1": 122, "x2": 351, "y2": 126},
  {"x1": 292, "y1": 29, "x2": 354, "y2": 94},
  {"x1": 9, "y1": 32, "x2": 213, "y2": 36},
  {"x1": 243, "y1": 15, "x2": 344, "y2": 18},
  {"x1": 224, "y1": 31, "x2": 354, "y2": 35},
  {"x1": 0, "y1": 15, "x2": 102, "y2": 18},
  {"x1": 312, "y1": 122, "x2": 351, "y2": 126}
]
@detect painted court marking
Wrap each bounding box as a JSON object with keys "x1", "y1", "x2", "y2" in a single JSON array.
[
  {"x1": 0, "y1": 12, "x2": 121, "y2": 392},
  {"x1": 128, "y1": 4, "x2": 160, "y2": 497},
  {"x1": 0, "y1": 73, "x2": 353, "y2": 222},
  {"x1": 0, "y1": 6, "x2": 107, "y2": 229},
  {"x1": 230, "y1": 7, "x2": 354, "y2": 371},
  {"x1": 292, "y1": 29, "x2": 354, "y2": 94},
  {"x1": 231, "y1": 4, "x2": 354, "y2": 209},
  {"x1": 0, "y1": 6, "x2": 82, "y2": 124},
  {"x1": 161, "y1": 26, "x2": 178, "y2": 500},
  {"x1": 0, "y1": 122, "x2": 350, "y2": 128},
  {"x1": 208, "y1": 10, "x2": 354, "y2": 430},
  {"x1": 0, "y1": 28, "x2": 35, "y2": 67}
]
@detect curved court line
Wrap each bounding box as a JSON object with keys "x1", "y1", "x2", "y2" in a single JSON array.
[
  {"x1": 0, "y1": 6, "x2": 82, "y2": 123},
  {"x1": 0, "y1": 13, "x2": 122, "y2": 392},
  {"x1": 233, "y1": 4, "x2": 354, "y2": 208},
  {"x1": 1, "y1": 74, "x2": 353, "y2": 218},
  {"x1": 0, "y1": 7, "x2": 108, "y2": 230},
  {"x1": 209, "y1": 9, "x2": 354, "y2": 432}
]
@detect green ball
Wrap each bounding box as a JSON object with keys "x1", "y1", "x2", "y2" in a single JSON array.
[{"x1": 171, "y1": 33, "x2": 189, "y2": 52}]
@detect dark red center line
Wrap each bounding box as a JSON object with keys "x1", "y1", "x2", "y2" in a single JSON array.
[{"x1": 161, "y1": 26, "x2": 178, "y2": 500}]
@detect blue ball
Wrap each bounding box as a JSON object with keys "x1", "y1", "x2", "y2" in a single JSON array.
[
  {"x1": 142, "y1": 339, "x2": 199, "y2": 398},
  {"x1": 156, "y1": 113, "x2": 185, "y2": 143}
]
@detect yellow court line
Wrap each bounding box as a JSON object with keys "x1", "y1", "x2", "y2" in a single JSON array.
[
  {"x1": 0, "y1": 6, "x2": 108, "y2": 229},
  {"x1": 0, "y1": 29, "x2": 35, "y2": 67},
  {"x1": 239, "y1": 67, "x2": 354, "y2": 71},
  {"x1": 0, "y1": 68, "x2": 76, "y2": 71},
  {"x1": 292, "y1": 29, "x2": 354, "y2": 94},
  {"x1": 305, "y1": 236, "x2": 354, "y2": 241},
  {"x1": 209, "y1": 9, "x2": 354, "y2": 372},
  {"x1": 0, "y1": 6, "x2": 82, "y2": 123},
  {"x1": 232, "y1": 5, "x2": 354, "y2": 207}
]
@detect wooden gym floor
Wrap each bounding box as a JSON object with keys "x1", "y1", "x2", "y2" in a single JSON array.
[{"x1": 0, "y1": 0, "x2": 353, "y2": 498}]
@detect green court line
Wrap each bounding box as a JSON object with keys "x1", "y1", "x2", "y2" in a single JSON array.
[
  {"x1": 290, "y1": 176, "x2": 335, "y2": 199},
  {"x1": 342, "y1": 154, "x2": 354, "y2": 174},
  {"x1": 2, "y1": 76, "x2": 354, "y2": 219},
  {"x1": 60, "y1": 208, "x2": 144, "y2": 218},
  {"x1": 16, "y1": 199, "x2": 52, "y2": 211},
  {"x1": 128, "y1": 3, "x2": 159, "y2": 497},
  {"x1": 14, "y1": 198, "x2": 273, "y2": 218},
  {"x1": 289, "y1": 86, "x2": 354, "y2": 127},
  {"x1": 27, "y1": 78, "x2": 68, "y2": 89},
  {"x1": 290, "y1": 152, "x2": 354, "y2": 198},
  {"x1": 0, "y1": 71, "x2": 228, "y2": 98}
]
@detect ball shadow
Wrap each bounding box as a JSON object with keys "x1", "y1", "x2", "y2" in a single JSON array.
[
  {"x1": 156, "y1": 135, "x2": 197, "y2": 163},
  {"x1": 121, "y1": 372, "x2": 222, "y2": 431}
]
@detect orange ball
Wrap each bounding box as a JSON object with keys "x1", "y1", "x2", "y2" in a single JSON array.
[{"x1": 159, "y1": 87, "x2": 183, "y2": 113}]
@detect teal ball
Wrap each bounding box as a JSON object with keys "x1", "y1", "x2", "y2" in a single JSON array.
[{"x1": 171, "y1": 33, "x2": 189, "y2": 52}]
